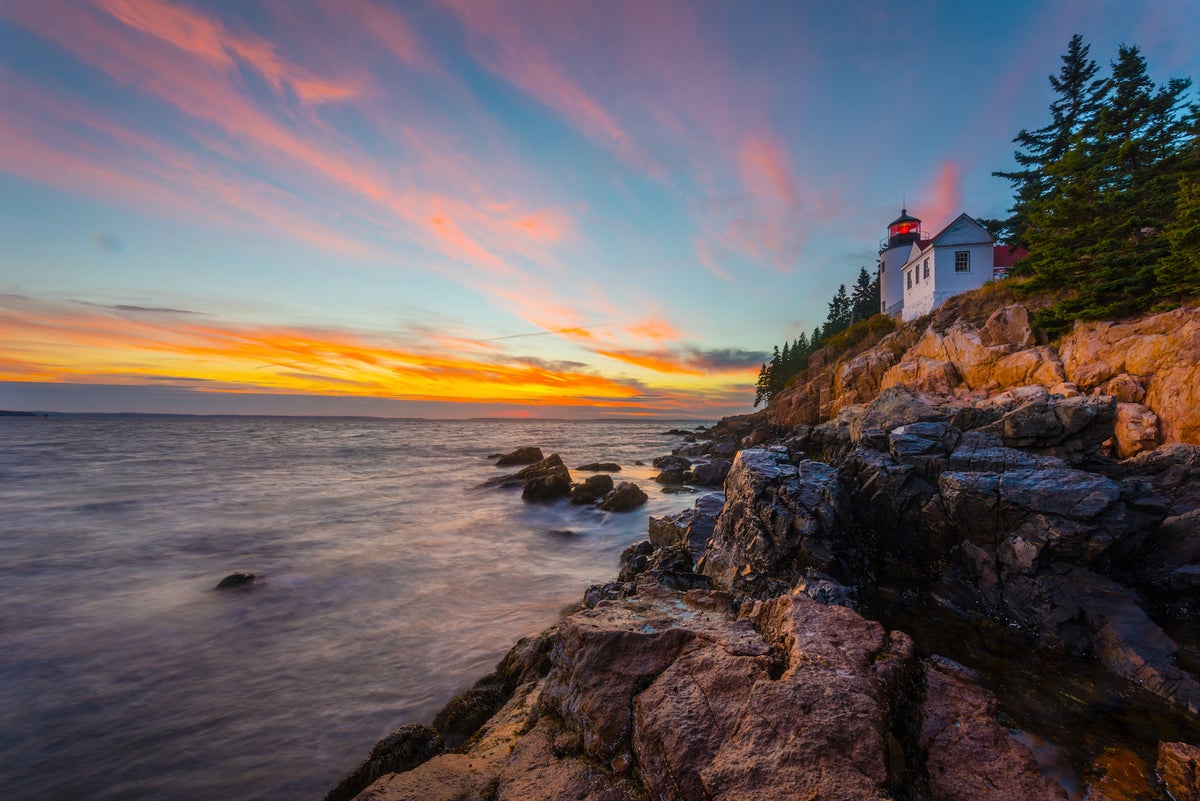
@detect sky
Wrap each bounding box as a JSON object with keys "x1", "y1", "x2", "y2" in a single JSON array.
[{"x1": 1, "y1": 0, "x2": 1197, "y2": 419}]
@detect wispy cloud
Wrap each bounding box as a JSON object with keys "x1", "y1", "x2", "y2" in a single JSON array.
[{"x1": 917, "y1": 161, "x2": 964, "y2": 233}]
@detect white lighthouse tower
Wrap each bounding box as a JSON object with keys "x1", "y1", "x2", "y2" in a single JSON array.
[{"x1": 878, "y1": 209, "x2": 921, "y2": 317}]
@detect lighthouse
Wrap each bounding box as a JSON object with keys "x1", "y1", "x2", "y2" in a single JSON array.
[{"x1": 878, "y1": 209, "x2": 921, "y2": 317}]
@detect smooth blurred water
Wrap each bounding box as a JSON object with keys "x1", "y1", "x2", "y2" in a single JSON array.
[{"x1": 0, "y1": 416, "x2": 706, "y2": 800}]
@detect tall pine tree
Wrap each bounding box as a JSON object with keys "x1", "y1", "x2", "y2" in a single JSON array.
[
  {"x1": 1024, "y1": 45, "x2": 1195, "y2": 327},
  {"x1": 849, "y1": 266, "x2": 880, "y2": 321},
  {"x1": 994, "y1": 34, "x2": 1105, "y2": 250}
]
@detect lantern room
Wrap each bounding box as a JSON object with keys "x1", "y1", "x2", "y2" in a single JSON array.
[{"x1": 887, "y1": 209, "x2": 922, "y2": 249}]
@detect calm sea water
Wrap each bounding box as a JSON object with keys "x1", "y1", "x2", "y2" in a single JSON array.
[{"x1": 0, "y1": 416, "x2": 707, "y2": 801}]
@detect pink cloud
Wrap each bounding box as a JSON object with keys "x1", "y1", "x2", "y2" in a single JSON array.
[
  {"x1": 325, "y1": 0, "x2": 437, "y2": 72},
  {"x1": 739, "y1": 135, "x2": 799, "y2": 206},
  {"x1": 917, "y1": 161, "x2": 964, "y2": 233},
  {"x1": 3, "y1": 0, "x2": 584, "y2": 281},
  {"x1": 438, "y1": 0, "x2": 659, "y2": 176}
]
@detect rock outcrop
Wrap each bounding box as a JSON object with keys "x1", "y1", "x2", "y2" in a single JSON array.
[
  {"x1": 332, "y1": 303, "x2": 1200, "y2": 801},
  {"x1": 338, "y1": 582, "x2": 1072, "y2": 801},
  {"x1": 769, "y1": 304, "x2": 1200, "y2": 454}
]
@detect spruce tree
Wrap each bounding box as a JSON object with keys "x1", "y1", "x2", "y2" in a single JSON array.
[
  {"x1": 994, "y1": 34, "x2": 1105, "y2": 250},
  {"x1": 849, "y1": 266, "x2": 878, "y2": 322},
  {"x1": 754, "y1": 362, "x2": 770, "y2": 407},
  {"x1": 823, "y1": 284, "x2": 851, "y2": 338},
  {"x1": 1026, "y1": 45, "x2": 1195, "y2": 328},
  {"x1": 1157, "y1": 150, "x2": 1200, "y2": 302}
]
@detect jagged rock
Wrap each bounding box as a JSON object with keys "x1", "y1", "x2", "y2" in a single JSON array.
[
  {"x1": 1158, "y1": 741, "x2": 1200, "y2": 801},
  {"x1": 577, "y1": 462, "x2": 621, "y2": 472},
  {"x1": 654, "y1": 466, "x2": 687, "y2": 485},
  {"x1": 986, "y1": 346, "x2": 1067, "y2": 390},
  {"x1": 1114, "y1": 402, "x2": 1160, "y2": 459},
  {"x1": 831, "y1": 345, "x2": 903, "y2": 417},
  {"x1": 962, "y1": 564, "x2": 1200, "y2": 712},
  {"x1": 598, "y1": 482, "x2": 648, "y2": 512},
  {"x1": 980, "y1": 393, "x2": 1116, "y2": 460},
  {"x1": 521, "y1": 454, "x2": 572, "y2": 501},
  {"x1": 492, "y1": 715, "x2": 645, "y2": 801},
  {"x1": 881, "y1": 356, "x2": 962, "y2": 396},
  {"x1": 652, "y1": 455, "x2": 692, "y2": 470},
  {"x1": 1085, "y1": 748, "x2": 1155, "y2": 801},
  {"x1": 1096, "y1": 373, "x2": 1147, "y2": 404},
  {"x1": 934, "y1": 466, "x2": 1128, "y2": 565},
  {"x1": 323, "y1": 724, "x2": 443, "y2": 801},
  {"x1": 430, "y1": 634, "x2": 551, "y2": 750},
  {"x1": 1060, "y1": 307, "x2": 1200, "y2": 445},
  {"x1": 214, "y1": 571, "x2": 258, "y2": 589},
  {"x1": 648, "y1": 508, "x2": 693, "y2": 548},
  {"x1": 701, "y1": 449, "x2": 843, "y2": 592},
  {"x1": 570, "y1": 474, "x2": 614, "y2": 505},
  {"x1": 495, "y1": 446, "x2": 544, "y2": 466},
  {"x1": 686, "y1": 459, "x2": 731, "y2": 487},
  {"x1": 919, "y1": 656, "x2": 1067, "y2": 801},
  {"x1": 838, "y1": 386, "x2": 970, "y2": 443},
  {"x1": 353, "y1": 682, "x2": 542, "y2": 801},
  {"x1": 979, "y1": 303, "x2": 1036, "y2": 349}
]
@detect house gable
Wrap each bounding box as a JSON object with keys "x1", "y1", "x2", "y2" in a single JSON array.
[{"x1": 929, "y1": 213, "x2": 992, "y2": 248}]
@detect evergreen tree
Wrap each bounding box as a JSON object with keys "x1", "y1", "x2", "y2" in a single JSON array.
[
  {"x1": 849, "y1": 266, "x2": 879, "y2": 322},
  {"x1": 1023, "y1": 45, "x2": 1196, "y2": 328},
  {"x1": 994, "y1": 34, "x2": 1105, "y2": 250},
  {"x1": 1157, "y1": 151, "x2": 1200, "y2": 302},
  {"x1": 822, "y1": 284, "x2": 851, "y2": 338},
  {"x1": 754, "y1": 362, "x2": 770, "y2": 407}
]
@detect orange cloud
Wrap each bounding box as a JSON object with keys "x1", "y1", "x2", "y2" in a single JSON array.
[
  {"x1": 595, "y1": 349, "x2": 705, "y2": 376},
  {"x1": 626, "y1": 318, "x2": 681, "y2": 342},
  {"x1": 0, "y1": 297, "x2": 650, "y2": 407}
]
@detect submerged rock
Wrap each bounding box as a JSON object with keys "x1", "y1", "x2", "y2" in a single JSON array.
[
  {"x1": 577, "y1": 462, "x2": 621, "y2": 472},
  {"x1": 598, "y1": 482, "x2": 648, "y2": 512},
  {"x1": 685, "y1": 458, "x2": 731, "y2": 487},
  {"x1": 520, "y1": 455, "x2": 572, "y2": 501},
  {"x1": 919, "y1": 656, "x2": 1067, "y2": 801},
  {"x1": 1158, "y1": 741, "x2": 1200, "y2": 801},
  {"x1": 214, "y1": 571, "x2": 258, "y2": 589},
  {"x1": 569, "y1": 474, "x2": 614, "y2": 505},
  {"x1": 495, "y1": 446, "x2": 544, "y2": 467}
]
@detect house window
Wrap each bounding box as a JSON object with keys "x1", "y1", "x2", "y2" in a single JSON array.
[
  {"x1": 915, "y1": 265, "x2": 919, "y2": 284},
  {"x1": 923, "y1": 258, "x2": 930, "y2": 280},
  {"x1": 906, "y1": 270, "x2": 912, "y2": 289},
  {"x1": 955, "y1": 251, "x2": 970, "y2": 272}
]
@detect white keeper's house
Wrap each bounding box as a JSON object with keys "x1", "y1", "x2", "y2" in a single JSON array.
[{"x1": 877, "y1": 209, "x2": 1023, "y2": 321}]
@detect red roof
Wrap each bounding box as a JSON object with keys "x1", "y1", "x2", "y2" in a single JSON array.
[{"x1": 993, "y1": 246, "x2": 1028, "y2": 267}]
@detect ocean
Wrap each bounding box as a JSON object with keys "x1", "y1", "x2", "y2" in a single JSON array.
[{"x1": 0, "y1": 415, "x2": 708, "y2": 800}]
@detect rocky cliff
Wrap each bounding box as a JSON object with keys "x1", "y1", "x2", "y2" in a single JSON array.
[
  {"x1": 769, "y1": 304, "x2": 1200, "y2": 460},
  {"x1": 328, "y1": 302, "x2": 1200, "y2": 801}
]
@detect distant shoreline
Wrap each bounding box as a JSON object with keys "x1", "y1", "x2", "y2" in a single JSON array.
[{"x1": 0, "y1": 410, "x2": 714, "y2": 423}]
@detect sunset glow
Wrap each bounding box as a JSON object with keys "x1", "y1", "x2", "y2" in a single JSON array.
[{"x1": 2, "y1": 1, "x2": 1195, "y2": 417}]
